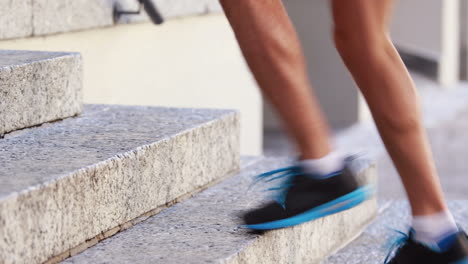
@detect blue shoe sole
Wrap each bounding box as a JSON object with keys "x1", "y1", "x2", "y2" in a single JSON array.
[{"x1": 241, "y1": 185, "x2": 374, "y2": 230}]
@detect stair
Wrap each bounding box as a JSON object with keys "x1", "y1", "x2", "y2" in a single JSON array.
[
  {"x1": 323, "y1": 200, "x2": 468, "y2": 264},
  {"x1": 0, "y1": 50, "x2": 82, "y2": 135},
  {"x1": 0, "y1": 48, "x2": 379, "y2": 264},
  {"x1": 0, "y1": 104, "x2": 240, "y2": 264},
  {"x1": 62, "y1": 157, "x2": 377, "y2": 264}
]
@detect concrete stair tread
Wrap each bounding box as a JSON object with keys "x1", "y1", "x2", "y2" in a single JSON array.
[
  {"x1": 63, "y1": 157, "x2": 377, "y2": 264},
  {"x1": 0, "y1": 104, "x2": 234, "y2": 198},
  {"x1": 323, "y1": 200, "x2": 468, "y2": 264},
  {"x1": 0, "y1": 104, "x2": 239, "y2": 264},
  {"x1": 0, "y1": 50, "x2": 82, "y2": 134},
  {"x1": 0, "y1": 50, "x2": 74, "y2": 67}
]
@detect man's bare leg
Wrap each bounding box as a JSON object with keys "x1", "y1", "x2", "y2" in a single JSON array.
[
  {"x1": 219, "y1": 0, "x2": 332, "y2": 159},
  {"x1": 331, "y1": 0, "x2": 447, "y2": 216},
  {"x1": 220, "y1": 0, "x2": 468, "y2": 259},
  {"x1": 331, "y1": 0, "x2": 467, "y2": 257},
  {"x1": 220, "y1": 0, "x2": 448, "y2": 216},
  {"x1": 220, "y1": 0, "x2": 370, "y2": 232}
]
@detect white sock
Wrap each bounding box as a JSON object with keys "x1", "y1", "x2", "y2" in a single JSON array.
[
  {"x1": 412, "y1": 210, "x2": 459, "y2": 251},
  {"x1": 298, "y1": 151, "x2": 345, "y2": 178}
]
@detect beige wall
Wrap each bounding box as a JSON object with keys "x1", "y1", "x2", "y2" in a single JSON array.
[{"x1": 0, "y1": 14, "x2": 263, "y2": 155}]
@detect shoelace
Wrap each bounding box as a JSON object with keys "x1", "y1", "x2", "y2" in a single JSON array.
[
  {"x1": 252, "y1": 165, "x2": 303, "y2": 209},
  {"x1": 384, "y1": 229, "x2": 410, "y2": 264}
]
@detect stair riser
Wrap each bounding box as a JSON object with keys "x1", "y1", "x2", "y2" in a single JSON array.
[
  {"x1": 60, "y1": 157, "x2": 377, "y2": 264},
  {"x1": 0, "y1": 51, "x2": 82, "y2": 135},
  {"x1": 225, "y1": 163, "x2": 378, "y2": 264},
  {"x1": 0, "y1": 113, "x2": 239, "y2": 264},
  {"x1": 226, "y1": 199, "x2": 377, "y2": 264}
]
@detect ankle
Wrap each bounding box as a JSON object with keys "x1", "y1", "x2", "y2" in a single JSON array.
[
  {"x1": 412, "y1": 210, "x2": 459, "y2": 251},
  {"x1": 299, "y1": 143, "x2": 333, "y2": 160},
  {"x1": 298, "y1": 150, "x2": 345, "y2": 178}
]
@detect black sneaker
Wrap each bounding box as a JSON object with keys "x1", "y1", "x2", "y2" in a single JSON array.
[
  {"x1": 241, "y1": 159, "x2": 373, "y2": 230},
  {"x1": 385, "y1": 229, "x2": 468, "y2": 264}
]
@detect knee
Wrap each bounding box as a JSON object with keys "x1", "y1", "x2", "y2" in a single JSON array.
[
  {"x1": 377, "y1": 111, "x2": 421, "y2": 135},
  {"x1": 219, "y1": 0, "x2": 242, "y2": 15},
  {"x1": 219, "y1": 0, "x2": 235, "y2": 5},
  {"x1": 371, "y1": 97, "x2": 422, "y2": 134},
  {"x1": 333, "y1": 27, "x2": 388, "y2": 63},
  {"x1": 219, "y1": 0, "x2": 250, "y2": 12},
  {"x1": 219, "y1": 0, "x2": 234, "y2": 13}
]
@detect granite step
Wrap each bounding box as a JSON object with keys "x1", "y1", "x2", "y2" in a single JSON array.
[
  {"x1": 0, "y1": 50, "x2": 82, "y2": 135},
  {"x1": 63, "y1": 156, "x2": 377, "y2": 264},
  {"x1": 322, "y1": 200, "x2": 468, "y2": 264},
  {"x1": 0, "y1": 104, "x2": 239, "y2": 264}
]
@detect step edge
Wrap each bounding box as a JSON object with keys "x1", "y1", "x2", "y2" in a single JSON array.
[
  {"x1": 60, "y1": 157, "x2": 377, "y2": 264},
  {"x1": 0, "y1": 110, "x2": 239, "y2": 201},
  {"x1": 0, "y1": 50, "x2": 81, "y2": 70}
]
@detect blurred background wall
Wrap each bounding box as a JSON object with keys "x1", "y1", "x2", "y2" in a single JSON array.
[
  {"x1": 0, "y1": 1, "x2": 262, "y2": 156},
  {"x1": 0, "y1": 0, "x2": 464, "y2": 155}
]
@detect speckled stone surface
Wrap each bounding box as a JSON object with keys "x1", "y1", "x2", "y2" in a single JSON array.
[
  {"x1": 323, "y1": 200, "x2": 468, "y2": 264},
  {"x1": 32, "y1": 0, "x2": 113, "y2": 35},
  {"x1": 0, "y1": 104, "x2": 240, "y2": 264},
  {"x1": 63, "y1": 157, "x2": 377, "y2": 264},
  {"x1": 0, "y1": 50, "x2": 82, "y2": 134},
  {"x1": 0, "y1": 0, "x2": 222, "y2": 39},
  {"x1": 0, "y1": 0, "x2": 33, "y2": 39},
  {"x1": 31, "y1": 0, "x2": 222, "y2": 36},
  {"x1": 156, "y1": 0, "x2": 222, "y2": 18}
]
